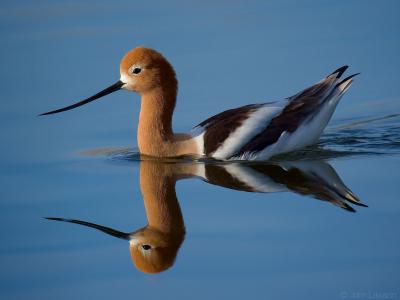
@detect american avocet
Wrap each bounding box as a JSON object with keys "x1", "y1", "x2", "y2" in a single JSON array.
[{"x1": 41, "y1": 47, "x2": 359, "y2": 160}]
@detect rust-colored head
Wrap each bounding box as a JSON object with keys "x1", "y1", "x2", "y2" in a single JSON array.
[
  {"x1": 120, "y1": 47, "x2": 178, "y2": 94},
  {"x1": 129, "y1": 226, "x2": 185, "y2": 274}
]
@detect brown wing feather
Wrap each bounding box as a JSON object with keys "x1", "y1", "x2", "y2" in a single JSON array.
[{"x1": 195, "y1": 104, "x2": 264, "y2": 155}]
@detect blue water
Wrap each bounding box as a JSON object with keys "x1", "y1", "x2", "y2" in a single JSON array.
[{"x1": 1, "y1": 1, "x2": 399, "y2": 299}]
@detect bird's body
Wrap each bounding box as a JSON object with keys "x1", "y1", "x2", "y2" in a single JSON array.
[
  {"x1": 41, "y1": 47, "x2": 358, "y2": 160},
  {"x1": 192, "y1": 67, "x2": 353, "y2": 160}
]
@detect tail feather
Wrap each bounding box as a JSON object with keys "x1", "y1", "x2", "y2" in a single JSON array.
[
  {"x1": 336, "y1": 73, "x2": 360, "y2": 87},
  {"x1": 329, "y1": 65, "x2": 349, "y2": 78},
  {"x1": 334, "y1": 72, "x2": 359, "y2": 96},
  {"x1": 342, "y1": 191, "x2": 368, "y2": 207}
]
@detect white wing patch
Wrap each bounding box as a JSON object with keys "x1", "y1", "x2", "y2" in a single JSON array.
[
  {"x1": 212, "y1": 103, "x2": 286, "y2": 159},
  {"x1": 192, "y1": 132, "x2": 205, "y2": 156},
  {"x1": 222, "y1": 164, "x2": 287, "y2": 192}
]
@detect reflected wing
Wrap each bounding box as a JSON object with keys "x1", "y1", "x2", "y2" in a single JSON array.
[
  {"x1": 203, "y1": 163, "x2": 287, "y2": 193},
  {"x1": 276, "y1": 161, "x2": 367, "y2": 212},
  {"x1": 199, "y1": 160, "x2": 367, "y2": 212}
]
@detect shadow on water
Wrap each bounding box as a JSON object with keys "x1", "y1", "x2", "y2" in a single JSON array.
[{"x1": 46, "y1": 114, "x2": 400, "y2": 274}]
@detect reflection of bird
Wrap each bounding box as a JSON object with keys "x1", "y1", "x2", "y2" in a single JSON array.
[
  {"x1": 48, "y1": 161, "x2": 187, "y2": 274},
  {"x1": 199, "y1": 160, "x2": 367, "y2": 212},
  {"x1": 41, "y1": 47, "x2": 358, "y2": 160},
  {"x1": 45, "y1": 159, "x2": 366, "y2": 273}
]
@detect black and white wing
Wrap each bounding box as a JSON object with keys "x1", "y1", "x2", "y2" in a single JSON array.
[{"x1": 193, "y1": 66, "x2": 358, "y2": 160}]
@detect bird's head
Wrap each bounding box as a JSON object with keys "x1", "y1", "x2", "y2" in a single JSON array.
[
  {"x1": 129, "y1": 226, "x2": 184, "y2": 274},
  {"x1": 120, "y1": 47, "x2": 177, "y2": 94},
  {"x1": 40, "y1": 46, "x2": 177, "y2": 116}
]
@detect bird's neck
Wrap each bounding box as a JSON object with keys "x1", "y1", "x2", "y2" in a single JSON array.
[
  {"x1": 137, "y1": 86, "x2": 198, "y2": 157},
  {"x1": 138, "y1": 86, "x2": 176, "y2": 155}
]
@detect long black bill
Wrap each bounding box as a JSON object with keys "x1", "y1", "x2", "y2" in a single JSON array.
[
  {"x1": 39, "y1": 80, "x2": 125, "y2": 116},
  {"x1": 45, "y1": 217, "x2": 131, "y2": 240}
]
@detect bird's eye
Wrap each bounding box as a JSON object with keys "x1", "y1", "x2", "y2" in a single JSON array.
[
  {"x1": 132, "y1": 67, "x2": 142, "y2": 74},
  {"x1": 142, "y1": 244, "x2": 151, "y2": 250}
]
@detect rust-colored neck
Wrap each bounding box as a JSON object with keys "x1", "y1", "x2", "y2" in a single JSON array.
[
  {"x1": 139, "y1": 162, "x2": 185, "y2": 233},
  {"x1": 137, "y1": 87, "x2": 199, "y2": 157},
  {"x1": 138, "y1": 86, "x2": 175, "y2": 156}
]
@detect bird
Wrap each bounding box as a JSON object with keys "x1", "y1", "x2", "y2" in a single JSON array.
[{"x1": 40, "y1": 47, "x2": 359, "y2": 160}]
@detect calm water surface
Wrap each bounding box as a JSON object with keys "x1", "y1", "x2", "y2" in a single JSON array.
[{"x1": 1, "y1": 1, "x2": 399, "y2": 299}]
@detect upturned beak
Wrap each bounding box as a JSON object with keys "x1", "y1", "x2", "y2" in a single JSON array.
[{"x1": 39, "y1": 80, "x2": 125, "y2": 116}]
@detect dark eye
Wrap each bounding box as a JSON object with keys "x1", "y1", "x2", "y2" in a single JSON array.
[
  {"x1": 132, "y1": 67, "x2": 142, "y2": 74},
  {"x1": 142, "y1": 245, "x2": 151, "y2": 250}
]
